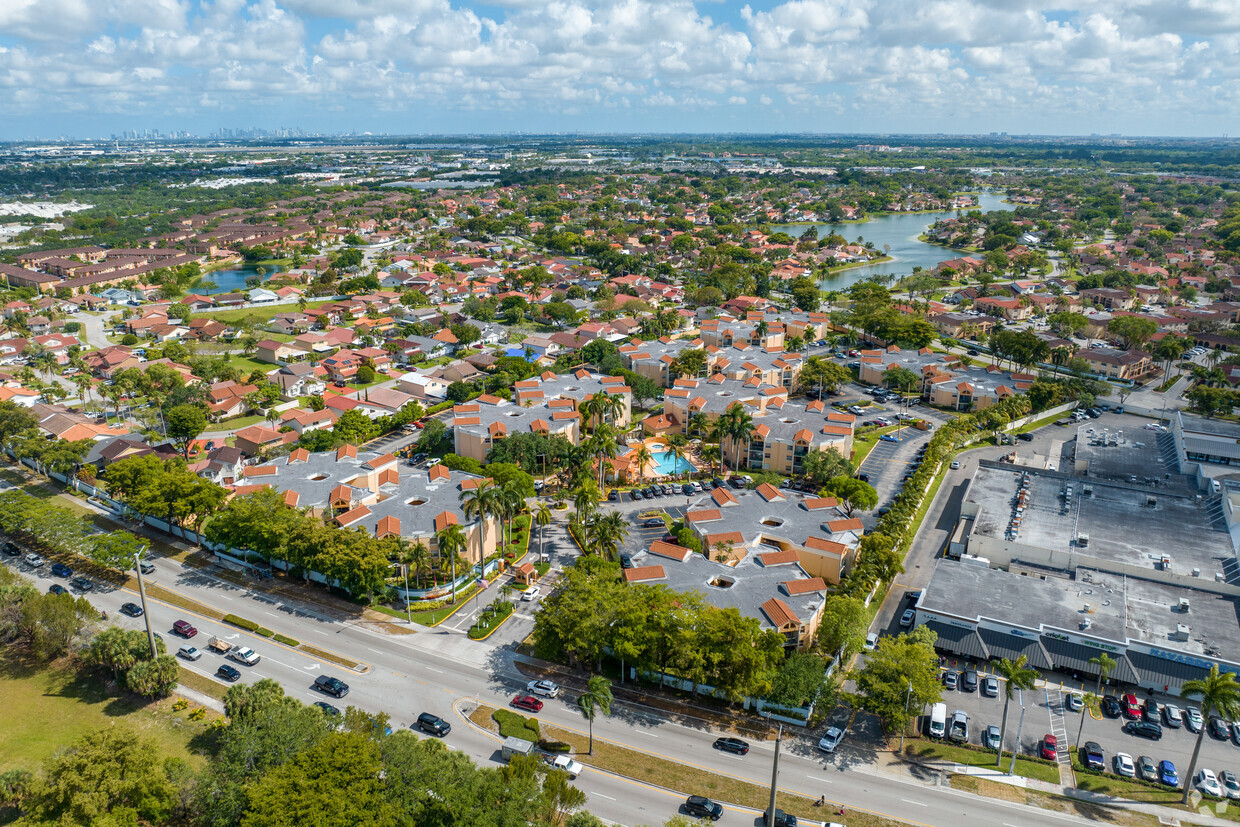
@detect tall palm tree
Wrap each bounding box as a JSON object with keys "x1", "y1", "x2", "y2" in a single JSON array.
[
  {"x1": 665, "y1": 439, "x2": 690, "y2": 482},
  {"x1": 1180, "y1": 666, "x2": 1240, "y2": 803},
  {"x1": 588, "y1": 424, "x2": 621, "y2": 488},
  {"x1": 435, "y1": 523, "x2": 468, "y2": 604},
  {"x1": 688, "y1": 412, "x2": 709, "y2": 441},
  {"x1": 590, "y1": 511, "x2": 629, "y2": 560},
  {"x1": 578, "y1": 675, "x2": 613, "y2": 755},
  {"x1": 1073, "y1": 692, "x2": 1101, "y2": 750},
  {"x1": 993, "y1": 655, "x2": 1039, "y2": 768},
  {"x1": 498, "y1": 480, "x2": 526, "y2": 551},
  {"x1": 573, "y1": 480, "x2": 602, "y2": 523},
  {"x1": 629, "y1": 444, "x2": 653, "y2": 483},
  {"x1": 721, "y1": 404, "x2": 754, "y2": 474},
  {"x1": 408, "y1": 539, "x2": 431, "y2": 588},
  {"x1": 1088, "y1": 653, "x2": 1116, "y2": 696},
  {"x1": 700, "y1": 444, "x2": 721, "y2": 475},
  {"x1": 534, "y1": 503, "x2": 553, "y2": 562},
  {"x1": 459, "y1": 480, "x2": 498, "y2": 559}
]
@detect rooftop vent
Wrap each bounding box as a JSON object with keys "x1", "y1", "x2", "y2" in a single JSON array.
[{"x1": 1172, "y1": 624, "x2": 1191, "y2": 642}]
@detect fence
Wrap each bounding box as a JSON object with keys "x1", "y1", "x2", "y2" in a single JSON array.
[{"x1": 637, "y1": 670, "x2": 816, "y2": 726}]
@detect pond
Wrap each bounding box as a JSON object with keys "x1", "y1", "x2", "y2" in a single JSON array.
[
  {"x1": 772, "y1": 191, "x2": 1014, "y2": 291},
  {"x1": 195, "y1": 265, "x2": 281, "y2": 295}
]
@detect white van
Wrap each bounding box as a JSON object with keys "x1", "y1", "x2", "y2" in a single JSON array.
[{"x1": 929, "y1": 703, "x2": 947, "y2": 739}]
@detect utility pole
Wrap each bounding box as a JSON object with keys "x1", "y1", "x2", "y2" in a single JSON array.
[
  {"x1": 766, "y1": 723, "x2": 783, "y2": 825},
  {"x1": 133, "y1": 547, "x2": 157, "y2": 658},
  {"x1": 1008, "y1": 690, "x2": 1025, "y2": 776},
  {"x1": 899, "y1": 681, "x2": 913, "y2": 753}
]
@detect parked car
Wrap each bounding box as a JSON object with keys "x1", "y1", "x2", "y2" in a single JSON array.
[
  {"x1": 948, "y1": 710, "x2": 969, "y2": 744},
  {"x1": 69, "y1": 576, "x2": 93, "y2": 592},
  {"x1": 713, "y1": 737, "x2": 750, "y2": 755},
  {"x1": 1159, "y1": 760, "x2": 1180, "y2": 789},
  {"x1": 415, "y1": 711, "x2": 451, "y2": 736},
  {"x1": 50, "y1": 562, "x2": 72, "y2": 578},
  {"x1": 119, "y1": 602, "x2": 143, "y2": 617},
  {"x1": 1082, "y1": 741, "x2": 1105, "y2": 770},
  {"x1": 961, "y1": 670, "x2": 978, "y2": 692},
  {"x1": 981, "y1": 676, "x2": 999, "y2": 698},
  {"x1": 900, "y1": 608, "x2": 915, "y2": 627},
  {"x1": 1136, "y1": 755, "x2": 1158, "y2": 782},
  {"x1": 1040, "y1": 734, "x2": 1058, "y2": 760},
  {"x1": 47, "y1": 584, "x2": 67, "y2": 595},
  {"x1": 619, "y1": 553, "x2": 633, "y2": 569},
  {"x1": 983, "y1": 725, "x2": 1001, "y2": 750},
  {"x1": 1219, "y1": 769, "x2": 1240, "y2": 799},
  {"x1": 1122, "y1": 721, "x2": 1163, "y2": 741},
  {"x1": 1, "y1": 541, "x2": 19, "y2": 556},
  {"x1": 24, "y1": 553, "x2": 45, "y2": 567},
  {"x1": 527, "y1": 680, "x2": 559, "y2": 698},
  {"x1": 1163, "y1": 704, "x2": 1183, "y2": 728},
  {"x1": 817, "y1": 726, "x2": 844, "y2": 753},
  {"x1": 683, "y1": 796, "x2": 723, "y2": 820},
  {"x1": 1196, "y1": 768, "x2": 1223, "y2": 798},
  {"x1": 1143, "y1": 698, "x2": 1161, "y2": 723},
  {"x1": 643, "y1": 517, "x2": 665, "y2": 527},
  {"x1": 1122, "y1": 693, "x2": 1142, "y2": 720},
  {"x1": 1211, "y1": 717, "x2": 1232, "y2": 740},
  {"x1": 1101, "y1": 696, "x2": 1123, "y2": 719},
  {"x1": 177, "y1": 645, "x2": 202, "y2": 661},
  {"x1": 1185, "y1": 706, "x2": 1204, "y2": 733},
  {"x1": 1113, "y1": 752, "x2": 1135, "y2": 778},
  {"x1": 216, "y1": 664, "x2": 241, "y2": 682},
  {"x1": 1065, "y1": 693, "x2": 1083, "y2": 713},
  {"x1": 879, "y1": 433, "x2": 900, "y2": 443},
  {"x1": 942, "y1": 671, "x2": 958, "y2": 690},
  {"x1": 511, "y1": 695, "x2": 544, "y2": 713},
  {"x1": 313, "y1": 675, "x2": 350, "y2": 698}
]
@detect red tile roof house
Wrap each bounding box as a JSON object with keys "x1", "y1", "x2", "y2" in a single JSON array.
[{"x1": 232, "y1": 425, "x2": 298, "y2": 457}]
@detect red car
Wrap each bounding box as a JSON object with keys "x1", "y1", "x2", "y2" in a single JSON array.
[
  {"x1": 1040, "y1": 734, "x2": 1058, "y2": 760},
  {"x1": 1123, "y1": 693, "x2": 1142, "y2": 720},
  {"x1": 511, "y1": 694, "x2": 544, "y2": 713}
]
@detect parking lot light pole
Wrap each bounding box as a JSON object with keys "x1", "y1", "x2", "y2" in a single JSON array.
[
  {"x1": 132, "y1": 548, "x2": 157, "y2": 658},
  {"x1": 899, "y1": 681, "x2": 913, "y2": 753},
  {"x1": 1008, "y1": 690, "x2": 1026, "y2": 776}
]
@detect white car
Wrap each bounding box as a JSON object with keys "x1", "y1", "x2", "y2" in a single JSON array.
[
  {"x1": 229, "y1": 646, "x2": 261, "y2": 666},
  {"x1": 177, "y1": 645, "x2": 202, "y2": 661},
  {"x1": 1196, "y1": 769, "x2": 1223, "y2": 798},
  {"x1": 818, "y1": 726, "x2": 844, "y2": 753},
  {"x1": 548, "y1": 754, "x2": 583, "y2": 779},
  {"x1": 1186, "y1": 706, "x2": 1204, "y2": 732},
  {"x1": 1113, "y1": 752, "x2": 1135, "y2": 778},
  {"x1": 24, "y1": 553, "x2": 45, "y2": 567},
  {"x1": 527, "y1": 679, "x2": 560, "y2": 698},
  {"x1": 900, "y1": 609, "x2": 915, "y2": 627},
  {"x1": 521, "y1": 586, "x2": 541, "y2": 602}
]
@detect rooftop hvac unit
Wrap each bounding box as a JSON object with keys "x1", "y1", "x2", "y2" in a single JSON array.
[
  {"x1": 1193, "y1": 568, "x2": 1201, "y2": 578},
  {"x1": 1172, "y1": 624, "x2": 1191, "y2": 642},
  {"x1": 1080, "y1": 618, "x2": 1092, "y2": 630},
  {"x1": 1082, "y1": 602, "x2": 1091, "y2": 613},
  {"x1": 1077, "y1": 533, "x2": 1090, "y2": 548},
  {"x1": 1179, "y1": 598, "x2": 1191, "y2": 613}
]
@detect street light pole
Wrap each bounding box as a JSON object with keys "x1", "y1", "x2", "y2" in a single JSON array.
[
  {"x1": 766, "y1": 723, "x2": 783, "y2": 826},
  {"x1": 132, "y1": 547, "x2": 157, "y2": 659},
  {"x1": 1008, "y1": 690, "x2": 1026, "y2": 776},
  {"x1": 899, "y1": 681, "x2": 913, "y2": 753}
]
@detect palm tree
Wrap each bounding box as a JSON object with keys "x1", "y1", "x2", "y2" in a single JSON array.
[
  {"x1": 573, "y1": 480, "x2": 602, "y2": 523},
  {"x1": 590, "y1": 511, "x2": 629, "y2": 561},
  {"x1": 1180, "y1": 666, "x2": 1240, "y2": 803},
  {"x1": 498, "y1": 480, "x2": 526, "y2": 551},
  {"x1": 578, "y1": 675, "x2": 613, "y2": 755},
  {"x1": 688, "y1": 412, "x2": 709, "y2": 441},
  {"x1": 1073, "y1": 692, "x2": 1101, "y2": 749},
  {"x1": 408, "y1": 539, "x2": 430, "y2": 588},
  {"x1": 720, "y1": 404, "x2": 754, "y2": 474},
  {"x1": 993, "y1": 655, "x2": 1039, "y2": 768},
  {"x1": 700, "y1": 444, "x2": 721, "y2": 475},
  {"x1": 588, "y1": 424, "x2": 621, "y2": 488},
  {"x1": 459, "y1": 480, "x2": 498, "y2": 560},
  {"x1": 665, "y1": 439, "x2": 690, "y2": 482},
  {"x1": 629, "y1": 444, "x2": 653, "y2": 483},
  {"x1": 435, "y1": 523, "x2": 468, "y2": 604},
  {"x1": 534, "y1": 504, "x2": 553, "y2": 563},
  {"x1": 1088, "y1": 653, "x2": 1116, "y2": 696}
]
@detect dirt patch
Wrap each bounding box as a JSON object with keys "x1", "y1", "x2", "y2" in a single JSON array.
[
  {"x1": 951, "y1": 775, "x2": 1027, "y2": 804},
  {"x1": 360, "y1": 609, "x2": 417, "y2": 635}
]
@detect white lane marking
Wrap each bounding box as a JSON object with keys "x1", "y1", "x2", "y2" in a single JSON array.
[
  {"x1": 634, "y1": 730, "x2": 658, "y2": 738},
  {"x1": 805, "y1": 775, "x2": 832, "y2": 783},
  {"x1": 424, "y1": 666, "x2": 444, "y2": 674},
  {"x1": 901, "y1": 799, "x2": 927, "y2": 806},
  {"x1": 263, "y1": 611, "x2": 277, "y2": 618},
  {"x1": 311, "y1": 628, "x2": 329, "y2": 636},
  {"x1": 590, "y1": 792, "x2": 616, "y2": 801}
]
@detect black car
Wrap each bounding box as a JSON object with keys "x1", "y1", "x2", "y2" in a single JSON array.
[
  {"x1": 642, "y1": 517, "x2": 665, "y2": 528},
  {"x1": 962, "y1": 670, "x2": 978, "y2": 692},
  {"x1": 1210, "y1": 717, "x2": 1232, "y2": 740},
  {"x1": 728, "y1": 477, "x2": 744, "y2": 489},
  {"x1": 50, "y1": 562, "x2": 73, "y2": 578},
  {"x1": 1101, "y1": 696, "x2": 1123, "y2": 718},
  {"x1": 1123, "y1": 721, "x2": 1163, "y2": 741},
  {"x1": 630, "y1": 489, "x2": 644, "y2": 500},
  {"x1": 119, "y1": 602, "x2": 144, "y2": 617},
  {"x1": 712, "y1": 737, "x2": 749, "y2": 755},
  {"x1": 416, "y1": 712, "x2": 451, "y2": 736},
  {"x1": 1, "y1": 541, "x2": 18, "y2": 556},
  {"x1": 1082, "y1": 741, "x2": 1105, "y2": 770},
  {"x1": 683, "y1": 796, "x2": 722, "y2": 821},
  {"x1": 619, "y1": 553, "x2": 633, "y2": 569},
  {"x1": 313, "y1": 675, "x2": 350, "y2": 698},
  {"x1": 1017, "y1": 432, "x2": 1034, "y2": 442},
  {"x1": 682, "y1": 483, "x2": 694, "y2": 495},
  {"x1": 857, "y1": 473, "x2": 870, "y2": 482},
  {"x1": 762, "y1": 809, "x2": 798, "y2": 827},
  {"x1": 711, "y1": 478, "x2": 724, "y2": 489},
  {"x1": 48, "y1": 584, "x2": 67, "y2": 596},
  {"x1": 313, "y1": 701, "x2": 340, "y2": 717},
  {"x1": 216, "y1": 664, "x2": 241, "y2": 682},
  {"x1": 70, "y1": 576, "x2": 93, "y2": 592},
  {"x1": 607, "y1": 490, "x2": 619, "y2": 501}
]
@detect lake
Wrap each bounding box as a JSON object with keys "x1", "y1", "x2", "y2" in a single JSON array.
[
  {"x1": 773, "y1": 191, "x2": 1013, "y2": 291},
  {"x1": 195, "y1": 265, "x2": 281, "y2": 295}
]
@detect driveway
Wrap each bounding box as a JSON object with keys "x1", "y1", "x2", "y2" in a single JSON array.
[{"x1": 73, "y1": 309, "x2": 117, "y2": 350}]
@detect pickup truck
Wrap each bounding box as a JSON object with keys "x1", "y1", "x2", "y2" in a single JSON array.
[
  {"x1": 206, "y1": 636, "x2": 233, "y2": 655},
  {"x1": 228, "y1": 646, "x2": 260, "y2": 666},
  {"x1": 546, "y1": 754, "x2": 583, "y2": 779}
]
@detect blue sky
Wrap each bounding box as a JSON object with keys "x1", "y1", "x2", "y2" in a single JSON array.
[{"x1": 0, "y1": 0, "x2": 1237, "y2": 140}]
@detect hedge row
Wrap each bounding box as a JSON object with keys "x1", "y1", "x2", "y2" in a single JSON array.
[
  {"x1": 223, "y1": 613, "x2": 300, "y2": 646},
  {"x1": 493, "y1": 709, "x2": 540, "y2": 741}
]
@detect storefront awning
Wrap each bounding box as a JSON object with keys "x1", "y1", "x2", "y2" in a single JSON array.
[{"x1": 926, "y1": 621, "x2": 989, "y2": 661}]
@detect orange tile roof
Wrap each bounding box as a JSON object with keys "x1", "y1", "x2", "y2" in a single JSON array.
[
  {"x1": 281, "y1": 490, "x2": 299, "y2": 507},
  {"x1": 329, "y1": 484, "x2": 352, "y2": 504},
  {"x1": 828, "y1": 517, "x2": 864, "y2": 533},
  {"x1": 376, "y1": 515, "x2": 401, "y2": 538},
  {"x1": 686, "y1": 508, "x2": 722, "y2": 523},
  {"x1": 288, "y1": 448, "x2": 310, "y2": 463},
  {"x1": 760, "y1": 597, "x2": 799, "y2": 628},
  {"x1": 364, "y1": 452, "x2": 396, "y2": 469},
  {"x1": 803, "y1": 497, "x2": 839, "y2": 511},
  {"x1": 246, "y1": 465, "x2": 277, "y2": 477},
  {"x1": 433, "y1": 511, "x2": 459, "y2": 532},
  {"x1": 703, "y1": 530, "x2": 744, "y2": 547},
  {"x1": 759, "y1": 550, "x2": 799, "y2": 566},
  {"x1": 711, "y1": 487, "x2": 738, "y2": 507},
  {"x1": 336, "y1": 444, "x2": 357, "y2": 460},
  {"x1": 648, "y1": 541, "x2": 692, "y2": 562},
  {"x1": 804, "y1": 537, "x2": 848, "y2": 555},
  {"x1": 623, "y1": 565, "x2": 666, "y2": 583},
  {"x1": 783, "y1": 577, "x2": 827, "y2": 595},
  {"x1": 454, "y1": 416, "x2": 482, "y2": 426},
  {"x1": 756, "y1": 483, "x2": 783, "y2": 502},
  {"x1": 335, "y1": 504, "x2": 371, "y2": 526},
  {"x1": 458, "y1": 476, "x2": 492, "y2": 490},
  {"x1": 428, "y1": 464, "x2": 450, "y2": 482}
]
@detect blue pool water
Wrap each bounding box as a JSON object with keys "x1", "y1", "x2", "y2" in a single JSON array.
[{"x1": 650, "y1": 448, "x2": 694, "y2": 476}]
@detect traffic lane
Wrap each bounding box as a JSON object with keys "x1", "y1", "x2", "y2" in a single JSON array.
[{"x1": 1075, "y1": 704, "x2": 1240, "y2": 786}]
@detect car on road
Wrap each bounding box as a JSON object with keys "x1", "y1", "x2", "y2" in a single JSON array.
[
  {"x1": 949, "y1": 460, "x2": 960, "y2": 470},
  {"x1": 119, "y1": 602, "x2": 143, "y2": 617},
  {"x1": 177, "y1": 645, "x2": 202, "y2": 661},
  {"x1": 1186, "y1": 706, "x2": 1204, "y2": 733},
  {"x1": 50, "y1": 562, "x2": 72, "y2": 578},
  {"x1": 24, "y1": 553, "x2": 45, "y2": 567},
  {"x1": 981, "y1": 675, "x2": 999, "y2": 698},
  {"x1": 136, "y1": 560, "x2": 155, "y2": 575},
  {"x1": 942, "y1": 671, "x2": 958, "y2": 690},
  {"x1": 713, "y1": 737, "x2": 750, "y2": 755},
  {"x1": 962, "y1": 670, "x2": 978, "y2": 692},
  {"x1": 900, "y1": 608, "x2": 915, "y2": 627},
  {"x1": 48, "y1": 584, "x2": 67, "y2": 595},
  {"x1": 527, "y1": 680, "x2": 559, "y2": 698},
  {"x1": 415, "y1": 712, "x2": 451, "y2": 736},
  {"x1": 1123, "y1": 721, "x2": 1163, "y2": 740},
  {"x1": 984, "y1": 725, "x2": 1001, "y2": 750},
  {"x1": 1065, "y1": 693, "x2": 1083, "y2": 713},
  {"x1": 229, "y1": 646, "x2": 260, "y2": 666},
  {"x1": 511, "y1": 695, "x2": 544, "y2": 713},
  {"x1": 1160, "y1": 760, "x2": 1180, "y2": 789},
  {"x1": 1136, "y1": 755, "x2": 1158, "y2": 782},
  {"x1": 683, "y1": 795, "x2": 722, "y2": 820},
  {"x1": 70, "y1": 576, "x2": 93, "y2": 592},
  {"x1": 1, "y1": 541, "x2": 18, "y2": 556},
  {"x1": 1163, "y1": 704, "x2": 1183, "y2": 728},
  {"x1": 1082, "y1": 741, "x2": 1105, "y2": 770},
  {"x1": 1113, "y1": 752, "x2": 1135, "y2": 778},
  {"x1": 864, "y1": 632, "x2": 878, "y2": 651},
  {"x1": 520, "y1": 585, "x2": 541, "y2": 602},
  {"x1": 547, "y1": 754, "x2": 583, "y2": 778},
  {"x1": 1196, "y1": 768, "x2": 1223, "y2": 798},
  {"x1": 1219, "y1": 769, "x2": 1240, "y2": 799},
  {"x1": 818, "y1": 727, "x2": 844, "y2": 753},
  {"x1": 1211, "y1": 718, "x2": 1232, "y2": 740},
  {"x1": 1122, "y1": 693, "x2": 1142, "y2": 720},
  {"x1": 313, "y1": 701, "x2": 340, "y2": 717},
  {"x1": 172, "y1": 619, "x2": 197, "y2": 638},
  {"x1": 216, "y1": 664, "x2": 241, "y2": 682},
  {"x1": 313, "y1": 675, "x2": 350, "y2": 698},
  {"x1": 1101, "y1": 696, "x2": 1123, "y2": 719},
  {"x1": 762, "y1": 808, "x2": 797, "y2": 827},
  {"x1": 1040, "y1": 734, "x2": 1058, "y2": 759},
  {"x1": 1232, "y1": 722, "x2": 1240, "y2": 747},
  {"x1": 879, "y1": 433, "x2": 900, "y2": 443}
]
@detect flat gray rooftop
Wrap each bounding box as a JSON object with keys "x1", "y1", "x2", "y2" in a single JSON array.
[{"x1": 1074, "y1": 423, "x2": 1179, "y2": 486}]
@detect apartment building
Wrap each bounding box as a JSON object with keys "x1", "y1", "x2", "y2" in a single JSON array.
[{"x1": 452, "y1": 395, "x2": 582, "y2": 463}]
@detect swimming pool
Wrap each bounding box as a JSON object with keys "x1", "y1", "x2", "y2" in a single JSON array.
[{"x1": 649, "y1": 448, "x2": 694, "y2": 476}]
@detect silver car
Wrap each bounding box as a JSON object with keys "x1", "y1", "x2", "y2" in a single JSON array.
[{"x1": 818, "y1": 726, "x2": 844, "y2": 753}]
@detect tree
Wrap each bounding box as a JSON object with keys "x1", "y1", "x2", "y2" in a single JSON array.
[
  {"x1": 333, "y1": 409, "x2": 375, "y2": 444},
  {"x1": 19, "y1": 589, "x2": 97, "y2": 660},
  {"x1": 850, "y1": 627, "x2": 942, "y2": 732},
  {"x1": 165, "y1": 404, "x2": 207, "y2": 459},
  {"x1": 535, "y1": 503, "x2": 553, "y2": 562},
  {"x1": 1088, "y1": 652, "x2": 1116, "y2": 696},
  {"x1": 815, "y1": 594, "x2": 869, "y2": 657},
  {"x1": 124, "y1": 654, "x2": 179, "y2": 697},
  {"x1": 21, "y1": 727, "x2": 177, "y2": 826},
  {"x1": 435, "y1": 523, "x2": 469, "y2": 603},
  {"x1": 1106, "y1": 315, "x2": 1157, "y2": 350},
  {"x1": 992, "y1": 655, "x2": 1039, "y2": 767},
  {"x1": 578, "y1": 675, "x2": 613, "y2": 755},
  {"x1": 1179, "y1": 666, "x2": 1240, "y2": 804},
  {"x1": 798, "y1": 356, "x2": 851, "y2": 395},
  {"x1": 824, "y1": 476, "x2": 878, "y2": 517},
  {"x1": 224, "y1": 677, "x2": 296, "y2": 722},
  {"x1": 446, "y1": 381, "x2": 474, "y2": 403},
  {"x1": 789, "y1": 276, "x2": 821, "y2": 311},
  {"x1": 88, "y1": 531, "x2": 145, "y2": 571},
  {"x1": 768, "y1": 652, "x2": 831, "y2": 707}
]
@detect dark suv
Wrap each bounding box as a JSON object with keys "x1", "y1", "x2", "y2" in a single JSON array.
[
  {"x1": 1082, "y1": 741, "x2": 1105, "y2": 770},
  {"x1": 416, "y1": 712, "x2": 451, "y2": 737},
  {"x1": 1123, "y1": 721, "x2": 1163, "y2": 740},
  {"x1": 313, "y1": 675, "x2": 350, "y2": 698},
  {"x1": 762, "y1": 809, "x2": 798, "y2": 827},
  {"x1": 683, "y1": 796, "x2": 722, "y2": 821}
]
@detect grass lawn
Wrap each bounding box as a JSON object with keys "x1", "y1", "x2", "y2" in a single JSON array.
[
  {"x1": 897, "y1": 459, "x2": 949, "y2": 554},
  {"x1": 0, "y1": 649, "x2": 218, "y2": 774},
  {"x1": 195, "y1": 299, "x2": 332, "y2": 324},
  {"x1": 905, "y1": 738, "x2": 1059, "y2": 784},
  {"x1": 217, "y1": 354, "x2": 280, "y2": 379},
  {"x1": 204, "y1": 413, "x2": 267, "y2": 433}
]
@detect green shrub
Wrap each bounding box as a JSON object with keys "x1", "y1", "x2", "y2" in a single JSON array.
[
  {"x1": 224, "y1": 614, "x2": 259, "y2": 632},
  {"x1": 493, "y1": 709, "x2": 540, "y2": 741},
  {"x1": 255, "y1": 628, "x2": 274, "y2": 638},
  {"x1": 539, "y1": 740, "x2": 571, "y2": 753},
  {"x1": 273, "y1": 633, "x2": 300, "y2": 647}
]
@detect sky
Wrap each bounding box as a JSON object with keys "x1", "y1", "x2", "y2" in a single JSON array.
[{"x1": 1, "y1": 0, "x2": 1238, "y2": 140}]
